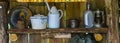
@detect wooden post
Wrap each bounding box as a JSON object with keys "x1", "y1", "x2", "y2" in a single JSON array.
[
  {"x1": 105, "y1": 0, "x2": 119, "y2": 43},
  {"x1": 0, "y1": 2, "x2": 8, "y2": 43}
]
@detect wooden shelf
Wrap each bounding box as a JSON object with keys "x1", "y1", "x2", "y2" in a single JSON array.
[{"x1": 7, "y1": 28, "x2": 108, "y2": 34}]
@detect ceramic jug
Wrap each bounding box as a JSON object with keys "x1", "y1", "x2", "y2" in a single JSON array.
[
  {"x1": 30, "y1": 14, "x2": 47, "y2": 29},
  {"x1": 48, "y1": 6, "x2": 63, "y2": 28}
]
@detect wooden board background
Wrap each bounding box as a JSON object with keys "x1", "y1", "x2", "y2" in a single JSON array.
[{"x1": 8, "y1": 0, "x2": 107, "y2": 43}]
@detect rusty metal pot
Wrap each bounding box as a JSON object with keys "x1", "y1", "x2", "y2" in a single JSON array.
[
  {"x1": 9, "y1": 6, "x2": 32, "y2": 28},
  {"x1": 67, "y1": 19, "x2": 80, "y2": 28}
]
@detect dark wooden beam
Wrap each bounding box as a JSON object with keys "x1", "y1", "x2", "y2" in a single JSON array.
[
  {"x1": 105, "y1": 0, "x2": 119, "y2": 43},
  {"x1": 7, "y1": 28, "x2": 108, "y2": 34},
  {"x1": 0, "y1": 2, "x2": 8, "y2": 43}
]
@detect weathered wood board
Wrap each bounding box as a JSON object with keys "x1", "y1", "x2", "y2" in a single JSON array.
[{"x1": 7, "y1": 0, "x2": 113, "y2": 43}]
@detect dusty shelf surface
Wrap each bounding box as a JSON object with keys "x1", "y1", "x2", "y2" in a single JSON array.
[{"x1": 7, "y1": 28, "x2": 108, "y2": 34}]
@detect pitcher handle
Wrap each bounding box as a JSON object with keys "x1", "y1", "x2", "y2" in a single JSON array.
[{"x1": 58, "y1": 9, "x2": 63, "y2": 20}]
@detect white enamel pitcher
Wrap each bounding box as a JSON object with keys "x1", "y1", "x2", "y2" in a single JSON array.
[
  {"x1": 48, "y1": 6, "x2": 63, "y2": 28},
  {"x1": 45, "y1": 1, "x2": 63, "y2": 28}
]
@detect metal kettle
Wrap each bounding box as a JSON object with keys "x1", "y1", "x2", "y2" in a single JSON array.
[
  {"x1": 48, "y1": 6, "x2": 63, "y2": 28},
  {"x1": 94, "y1": 9, "x2": 105, "y2": 28},
  {"x1": 45, "y1": 1, "x2": 63, "y2": 28}
]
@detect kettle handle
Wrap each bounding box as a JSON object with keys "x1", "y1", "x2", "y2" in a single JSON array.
[
  {"x1": 58, "y1": 9, "x2": 63, "y2": 19},
  {"x1": 101, "y1": 11, "x2": 105, "y2": 24},
  {"x1": 93, "y1": 10, "x2": 105, "y2": 24}
]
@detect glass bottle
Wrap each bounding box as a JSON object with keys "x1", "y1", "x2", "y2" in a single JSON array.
[{"x1": 84, "y1": 3, "x2": 94, "y2": 28}]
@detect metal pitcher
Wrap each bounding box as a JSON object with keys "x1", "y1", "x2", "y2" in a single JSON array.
[
  {"x1": 48, "y1": 6, "x2": 63, "y2": 28},
  {"x1": 94, "y1": 9, "x2": 105, "y2": 28}
]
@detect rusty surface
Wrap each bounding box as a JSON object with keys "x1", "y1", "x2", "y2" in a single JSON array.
[{"x1": 7, "y1": 28, "x2": 108, "y2": 34}]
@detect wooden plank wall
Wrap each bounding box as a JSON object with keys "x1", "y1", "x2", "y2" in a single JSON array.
[
  {"x1": 8, "y1": 2, "x2": 86, "y2": 43},
  {"x1": 8, "y1": 0, "x2": 108, "y2": 43},
  {"x1": 0, "y1": 2, "x2": 8, "y2": 43},
  {"x1": 105, "y1": 0, "x2": 119, "y2": 43}
]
